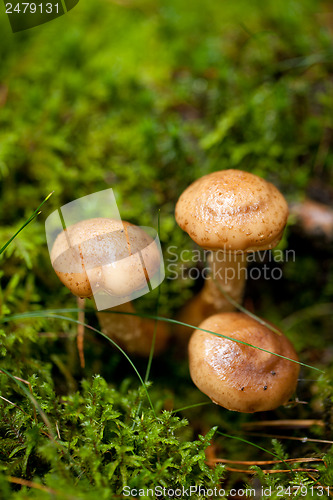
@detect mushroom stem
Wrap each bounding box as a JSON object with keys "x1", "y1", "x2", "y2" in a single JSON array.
[
  {"x1": 177, "y1": 251, "x2": 247, "y2": 340},
  {"x1": 202, "y1": 250, "x2": 247, "y2": 311},
  {"x1": 97, "y1": 302, "x2": 169, "y2": 357}
]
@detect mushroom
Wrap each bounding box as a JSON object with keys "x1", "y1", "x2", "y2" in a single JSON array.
[
  {"x1": 51, "y1": 217, "x2": 169, "y2": 356},
  {"x1": 175, "y1": 169, "x2": 289, "y2": 335},
  {"x1": 291, "y1": 198, "x2": 333, "y2": 247},
  {"x1": 188, "y1": 312, "x2": 299, "y2": 413}
]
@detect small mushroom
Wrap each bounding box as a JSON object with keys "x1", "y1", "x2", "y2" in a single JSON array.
[
  {"x1": 175, "y1": 169, "x2": 289, "y2": 336},
  {"x1": 51, "y1": 217, "x2": 169, "y2": 356},
  {"x1": 188, "y1": 312, "x2": 300, "y2": 413},
  {"x1": 291, "y1": 198, "x2": 333, "y2": 246}
]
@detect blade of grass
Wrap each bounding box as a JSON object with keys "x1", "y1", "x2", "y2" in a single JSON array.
[
  {"x1": 1, "y1": 312, "x2": 156, "y2": 416},
  {"x1": 211, "y1": 271, "x2": 282, "y2": 337},
  {"x1": 0, "y1": 192, "x2": 54, "y2": 256},
  {"x1": 1, "y1": 309, "x2": 323, "y2": 373},
  {"x1": 58, "y1": 314, "x2": 156, "y2": 415},
  {"x1": 172, "y1": 401, "x2": 212, "y2": 413}
]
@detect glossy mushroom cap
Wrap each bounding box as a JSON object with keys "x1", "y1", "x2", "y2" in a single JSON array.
[
  {"x1": 188, "y1": 312, "x2": 299, "y2": 412},
  {"x1": 51, "y1": 218, "x2": 160, "y2": 298},
  {"x1": 175, "y1": 169, "x2": 289, "y2": 251}
]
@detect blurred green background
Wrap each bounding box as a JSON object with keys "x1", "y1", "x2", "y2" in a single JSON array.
[
  {"x1": 1, "y1": 0, "x2": 333, "y2": 497},
  {"x1": 1, "y1": 0, "x2": 333, "y2": 311}
]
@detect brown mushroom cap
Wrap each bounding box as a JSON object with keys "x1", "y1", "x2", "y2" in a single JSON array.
[
  {"x1": 175, "y1": 169, "x2": 289, "y2": 251},
  {"x1": 188, "y1": 312, "x2": 299, "y2": 412},
  {"x1": 51, "y1": 218, "x2": 161, "y2": 298}
]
